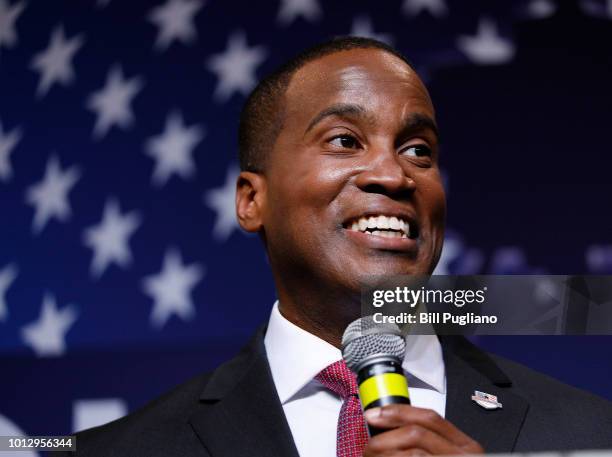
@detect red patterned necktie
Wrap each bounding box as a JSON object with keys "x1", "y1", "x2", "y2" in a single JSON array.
[{"x1": 316, "y1": 360, "x2": 369, "y2": 457}]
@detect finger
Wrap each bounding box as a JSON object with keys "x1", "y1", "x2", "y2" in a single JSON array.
[
  {"x1": 364, "y1": 405, "x2": 477, "y2": 448},
  {"x1": 365, "y1": 424, "x2": 463, "y2": 456}
]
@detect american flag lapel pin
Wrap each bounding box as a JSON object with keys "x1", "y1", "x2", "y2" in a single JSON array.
[{"x1": 471, "y1": 390, "x2": 503, "y2": 410}]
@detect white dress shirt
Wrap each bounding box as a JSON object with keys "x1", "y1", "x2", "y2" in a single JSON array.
[{"x1": 264, "y1": 301, "x2": 447, "y2": 457}]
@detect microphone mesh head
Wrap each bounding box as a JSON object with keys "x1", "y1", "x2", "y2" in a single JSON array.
[{"x1": 341, "y1": 316, "x2": 406, "y2": 372}]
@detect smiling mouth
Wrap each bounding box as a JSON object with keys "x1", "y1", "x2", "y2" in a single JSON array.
[{"x1": 344, "y1": 215, "x2": 418, "y2": 239}]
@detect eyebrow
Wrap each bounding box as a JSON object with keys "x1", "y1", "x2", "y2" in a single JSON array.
[
  {"x1": 304, "y1": 103, "x2": 370, "y2": 135},
  {"x1": 304, "y1": 103, "x2": 439, "y2": 140},
  {"x1": 397, "y1": 113, "x2": 439, "y2": 143}
]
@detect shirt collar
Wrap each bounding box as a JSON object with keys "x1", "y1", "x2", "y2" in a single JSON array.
[
  {"x1": 264, "y1": 301, "x2": 446, "y2": 404},
  {"x1": 403, "y1": 333, "x2": 446, "y2": 394},
  {"x1": 264, "y1": 301, "x2": 341, "y2": 404}
]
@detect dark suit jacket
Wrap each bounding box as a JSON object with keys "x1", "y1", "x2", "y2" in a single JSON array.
[{"x1": 61, "y1": 329, "x2": 612, "y2": 456}]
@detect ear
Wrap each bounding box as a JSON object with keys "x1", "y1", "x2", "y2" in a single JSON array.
[{"x1": 236, "y1": 171, "x2": 267, "y2": 233}]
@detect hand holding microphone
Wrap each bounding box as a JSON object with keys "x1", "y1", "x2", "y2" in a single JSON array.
[{"x1": 342, "y1": 317, "x2": 484, "y2": 455}]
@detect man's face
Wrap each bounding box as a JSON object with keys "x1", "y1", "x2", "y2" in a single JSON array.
[{"x1": 262, "y1": 48, "x2": 446, "y2": 295}]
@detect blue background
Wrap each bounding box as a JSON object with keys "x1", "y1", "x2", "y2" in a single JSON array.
[{"x1": 0, "y1": 0, "x2": 611, "y2": 440}]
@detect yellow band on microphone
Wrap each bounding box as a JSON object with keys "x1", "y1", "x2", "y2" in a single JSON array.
[{"x1": 358, "y1": 373, "x2": 410, "y2": 409}]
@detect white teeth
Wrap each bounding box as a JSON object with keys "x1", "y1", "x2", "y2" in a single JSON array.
[
  {"x1": 378, "y1": 216, "x2": 390, "y2": 229},
  {"x1": 359, "y1": 218, "x2": 368, "y2": 231},
  {"x1": 379, "y1": 231, "x2": 400, "y2": 238},
  {"x1": 348, "y1": 215, "x2": 411, "y2": 237}
]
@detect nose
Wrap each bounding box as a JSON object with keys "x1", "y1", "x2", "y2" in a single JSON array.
[{"x1": 354, "y1": 148, "x2": 416, "y2": 197}]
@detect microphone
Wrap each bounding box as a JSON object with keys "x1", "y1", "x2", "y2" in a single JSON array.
[{"x1": 342, "y1": 316, "x2": 410, "y2": 435}]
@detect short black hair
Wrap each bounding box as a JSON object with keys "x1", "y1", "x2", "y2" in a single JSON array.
[{"x1": 238, "y1": 36, "x2": 414, "y2": 172}]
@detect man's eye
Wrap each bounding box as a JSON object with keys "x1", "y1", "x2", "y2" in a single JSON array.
[
  {"x1": 401, "y1": 144, "x2": 432, "y2": 157},
  {"x1": 329, "y1": 135, "x2": 359, "y2": 149}
]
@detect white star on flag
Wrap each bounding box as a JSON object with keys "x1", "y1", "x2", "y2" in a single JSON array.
[
  {"x1": 0, "y1": 263, "x2": 18, "y2": 321},
  {"x1": 142, "y1": 248, "x2": 204, "y2": 329},
  {"x1": 21, "y1": 293, "x2": 78, "y2": 357},
  {"x1": 148, "y1": 0, "x2": 204, "y2": 51},
  {"x1": 206, "y1": 31, "x2": 267, "y2": 102},
  {"x1": 25, "y1": 155, "x2": 81, "y2": 234},
  {"x1": 525, "y1": 0, "x2": 556, "y2": 19},
  {"x1": 277, "y1": 0, "x2": 322, "y2": 26},
  {"x1": 0, "y1": 0, "x2": 26, "y2": 50},
  {"x1": 203, "y1": 164, "x2": 240, "y2": 242},
  {"x1": 83, "y1": 198, "x2": 142, "y2": 279},
  {"x1": 457, "y1": 17, "x2": 515, "y2": 65},
  {"x1": 86, "y1": 65, "x2": 144, "y2": 139},
  {"x1": 145, "y1": 111, "x2": 205, "y2": 186},
  {"x1": 402, "y1": 0, "x2": 448, "y2": 17},
  {"x1": 350, "y1": 16, "x2": 394, "y2": 45},
  {"x1": 0, "y1": 120, "x2": 22, "y2": 182},
  {"x1": 30, "y1": 25, "x2": 84, "y2": 98}
]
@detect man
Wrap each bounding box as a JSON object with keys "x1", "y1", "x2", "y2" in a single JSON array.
[{"x1": 64, "y1": 37, "x2": 612, "y2": 456}]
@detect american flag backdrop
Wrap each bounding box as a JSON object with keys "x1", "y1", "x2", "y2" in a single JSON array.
[{"x1": 1, "y1": 0, "x2": 612, "y2": 444}]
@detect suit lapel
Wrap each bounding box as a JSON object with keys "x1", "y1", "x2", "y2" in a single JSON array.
[
  {"x1": 188, "y1": 330, "x2": 528, "y2": 455},
  {"x1": 441, "y1": 337, "x2": 529, "y2": 453},
  {"x1": 189, "y1": 328, "x2": 299, "y2": 457}
]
